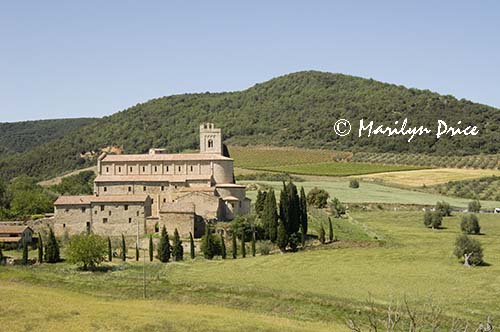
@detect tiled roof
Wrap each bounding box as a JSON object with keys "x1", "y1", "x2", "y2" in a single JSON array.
[
  {"x1": 54, "y1": 196, "x2": 93, "y2": 205},
  {"x1": 215, "y1": 183, "x2": 246, "y2": 188},
  {"x1": 102, "y1": 153, "x2": 231, "y2": 162},
  {"x1": 0, "y1": 225, "x2": 30, "y2": 234},
  {"x1": 160, "y1": 202, "x2": 195, "y2": 214},
  {"x1": 54, "y1": 195, "x2": 150, "y2": 205},
  {"x1": 95, "y1": 174, "x2": 212, "y2": 183},
  {"x1": 0, "y1": 237, "x2": 22, "y2": 243}
]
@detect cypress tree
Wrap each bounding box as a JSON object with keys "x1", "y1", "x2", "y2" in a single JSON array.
[
  {"x1": 251, "y1": 229, "x2": 256, "y2": 257},
  {"x1": 44, "y1": 227, "x2": 60, "y2": 263},
  {"x1": 149, "y1": 235, "x2": 154, "y2": 262},
  {"x1": 157, "y1": 226, "x2": 171, "y2": 263},
  {"x1": 279, "y1": 182, "x2": 289, "y2": 234},
  {"x1": 240, "y1": 229, "x2": 246, "y2": 258},
  {"x1": 255, "y1": 190, "x2": 267, "y2": 217},
  {"x1": 299, "y1": 187, "x2": 308, "y2": 236},
  {"x1": 287, "y1": 182, "x2": 301, "y2": 235},
  {"x1": 121, "y1": 234, "x2": 127, "y2": 261},
  {"x1": 319, "y1": 224, "x2": 326, "y2": 244},
  {"x1": 189, "y1": 232, "x2": 195, "y2": 259},
  {"x1": 202, "y1": 224, "x2": 214, "y2": 260},
  {"x1": 38, "y1": 233, "x2": 43, "y2": 263},
  {"x1": 135, "y1": 242, "x2": 139, "y2": 261},
  {"x1": 0, "y1": 246, "x2": 3, "y2": 263},
  {"x1": 172, "y1": 228, "x2": 183, "y2": 261},
  {"x1": 328, "y1": 217, "x2": 334, "y2": 243},
  {"x1": 262, "y1": 189, "x2": 278, "y2": 241},
  {"x1": 22, "y1": 239, "x2": 28, "y2": 265},
  {"x1": 107, "y1": 237, "x2": 112, "y2": 262},
  {"x1": 220, "y1": 233, "x2": 227, "y2": 259},
  {"x1": 277, "y1": 221, "x2": 288, "y2": 252},
  {"x1": 231, "y1": 231, "x2": 237, "y2": 259},
  {"x1": 300, "y1": 224, "x2": 306, "y2": 247}
]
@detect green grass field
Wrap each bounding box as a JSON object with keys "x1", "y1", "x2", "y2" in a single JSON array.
[
  {"x1": 2, "y1": 211, "x2": 500, "y2": 331},
  {"x1": 242, "y1": 180, "x2": 500, "y2": 210}
]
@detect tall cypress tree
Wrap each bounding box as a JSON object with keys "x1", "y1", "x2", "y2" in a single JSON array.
[
  {"x1": 21, "y1": 239, "x2": 28, "y2": 265},
  {"x1": 220, "y1": 233, "x2": 227, "y2": 259},
  {"x1": 149, "y1": 235, "x2": 154, "y2": 262},
  {"x1": 38, "y1": 233, "x2": 43, "y2": 263},
  {"x1": 107, "y1": 237, "x2": 112, "y2": 262},
  {"x1": 189, "y1": 232, "x2": 195, "y2": 259},
  {"x1": 158, "y1": 226, "x2": 171, "y2": 263},
  {"x1": 328, "y1": 217, "x2": 334, "y2": 243},
  {"x1": 0, "y1": 246, "x2": 3, "y2": 263},
  {"x1": 121, "y1": 234, "x2": 127, "y2": 261},
  {"x1": 135, "y1": 242, "x2": 139, "y2": 261},
  {"x1": 300, "y1": 224, "x2": 306, "y2": 247},
  {"x1": 251, "y1": 229, "x2": 256, "y2": 257},
  {"x1": 277, "y1": 221, "x2": 288, "y2": 252},
  {"x1": 44, "y1": 227, "x2": 60, "y2": 263},
  {"x1": 262, "y1": 189, "x2": 278, "y2": 241},
  {"x1": 240, "y1": 229, "x2": 246, "y2": 258},
  {"x1": 172, "y1": 228, "x2": 183, "y2": 261},
  {"x1": 319, "y1": 224, "x2": 326, "y2": 244},
  {"x1": 279, "y1": 182, "x2": 289, "y2": 234},
  {"x1": 231, "y1": 231, "x2": 237, "y2": 259},
  {"x1": 202, "y1": 224, "x2": 214, "y2": 260},
  {"x1": 299, "y1": 187, "x2": 308, "y2": 236},
  {"x1": 287, "y1": 182, "x2": 301, "y2": 235}
]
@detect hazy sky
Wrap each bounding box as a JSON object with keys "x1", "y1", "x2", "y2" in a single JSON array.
[{"x1": 1, "y1": 1, "x2": 499, "y2": 122}]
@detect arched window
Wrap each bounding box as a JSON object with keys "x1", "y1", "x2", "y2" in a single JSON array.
[{"x1": 208, "y1": 139, "x2": 213, "y2": 148}]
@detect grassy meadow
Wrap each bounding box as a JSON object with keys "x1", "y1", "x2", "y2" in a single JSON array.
[
  {"x1": 242, "y1": 179, "x2": 500, "y2": 210},
  {"x1": 2, "y1": 210, "x2": 500, "y2": 331}
]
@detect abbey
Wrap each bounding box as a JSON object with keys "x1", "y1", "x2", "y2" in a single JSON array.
[{"x1": 53, "y1": 123, "x2": 250, "y2": 238}]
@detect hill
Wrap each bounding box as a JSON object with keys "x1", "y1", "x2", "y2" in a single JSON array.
[
  {"x1": 0, "y1": 118, "x2": 96, "y2": 157},
  {"x1": 0, "y1": 71, "x2": 498, "y2": 180}
]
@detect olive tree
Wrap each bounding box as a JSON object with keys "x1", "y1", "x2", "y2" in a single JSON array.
[{"x1": 66, "y1": 233, "x2": 107, "y2": 270}]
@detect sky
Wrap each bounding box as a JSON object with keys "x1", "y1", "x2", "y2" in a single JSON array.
[{"x1": 1, "y1": 1, "x2": 499, "y2": 122}]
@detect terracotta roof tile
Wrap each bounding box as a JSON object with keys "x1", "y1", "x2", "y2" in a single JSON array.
[
  {"x1": 54, "y1": 195, "x2": 150, "y2": 205},
  {"x1": 102, "y1": 153, "x2": 231, "y2": 162},
  {"x1": 95, "y1": 174, "x2": 212, "y2": 183}
]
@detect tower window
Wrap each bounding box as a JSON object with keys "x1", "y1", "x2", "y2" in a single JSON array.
[
  {"x1": 128, "y1": 218, "x2": 132, "y2": 223},
  {"x1": 161, "y1": 186, "x2": 164, "y2": 191},
  {"x1": 166, "y1": 166, "x2": 169, "y2": 172},
  {"x1": 142, "y1": 166, "x2": 146, "y2": 172},
  {"x1": 143, "y1": 186, "x2": 147, "y2": 191},
  {"x1": 154, "y1": 166, "x2": 158, "y2": 172},
  {"x1": 108, "y1": 210, "x2": 112, "y2": 216},
  {"x1": 106, "y1": 167, "x2": 109, "y2": 172},
  {"x1": 208, "y1": 139, "x2": 213, "y2": 148},
  {"x1": 103, "y1": 218, "x2": 108, "y2": 224},
  {"x1": 103, "y1": 187, "x2": 107, "y2": 192},
  {"x1": 118, "y1": 167, "x2": 121, "y2": 172},
  {"x1": 63, "y1": 223, "x2": 66, "y2": 228},
  {"x1": 124, "y1": 205, "x2": 128, "y2": 211},
  {"x1": 100, "y1": 206, "x2": 104, "y2": 211},
  {"x1": 178, "y1": 166, "x2": 181, "y2": 172},
  {"x1": 128, "y1": 186, "x2": 132, "y2": 192},
  {"x1": 190, "y1": 165, "x2": 193, "y2": 172},
  {"x1": 136, "y1": 211, "x2": 140, "y2": 216},
  {"x1": 81, "y1": 207, "x2": 86, "y2": 213},
  {"x1": 130, "y1": 167, "x2": 133, "y2": 172}
]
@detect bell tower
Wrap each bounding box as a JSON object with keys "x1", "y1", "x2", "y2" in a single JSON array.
[{"x1": 199, "y1": 123, "x2": 222, "y2": 154}]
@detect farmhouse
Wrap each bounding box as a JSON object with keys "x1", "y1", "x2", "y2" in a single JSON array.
[
  {"x1": 53, "y1": 123, "x2": 250, "y2": 238},
  {"x1": 0, "y1": 225, "x2": 34, "y2": 248}
]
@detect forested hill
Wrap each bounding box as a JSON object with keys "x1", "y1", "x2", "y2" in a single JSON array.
[
  {"x1": 0, "y1": 118, "x2": 97, "y2": 157},
  {"x1": 0, "y1": 71, "x2": 498, "y2": 180}
]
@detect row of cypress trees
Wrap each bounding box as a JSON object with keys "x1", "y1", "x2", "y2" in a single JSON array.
[{"x1": 202, "y1": 223, "x2": 258, "y2": 260}]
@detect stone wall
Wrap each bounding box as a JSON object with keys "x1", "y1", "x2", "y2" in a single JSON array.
[{"x1": 158, "y1": 211, "x2": 195, "y2": 238}]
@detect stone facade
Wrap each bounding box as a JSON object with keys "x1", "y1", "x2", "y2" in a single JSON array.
[{"x1": 53, "y1": 123, "x2": 250, "y2": 238}]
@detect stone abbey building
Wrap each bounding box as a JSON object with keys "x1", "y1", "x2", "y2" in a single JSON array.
[{"x1": 53, "y1": 123, "x2": 250, "y2": 238}]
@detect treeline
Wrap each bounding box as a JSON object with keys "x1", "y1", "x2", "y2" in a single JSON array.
[
  {"x1": 432, "y1": 175, "x2": 500, "y2": 201},
  {"x1": 0, "y1": 171, "x2": 96, "y2": 220},
  {"x1": 1, "y1": 71, "x2": 499, "y2": 180}
]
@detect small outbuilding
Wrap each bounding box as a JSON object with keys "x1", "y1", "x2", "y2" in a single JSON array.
[{"x1": 0, "y1": 225, "x2": 34, "y2": 249}]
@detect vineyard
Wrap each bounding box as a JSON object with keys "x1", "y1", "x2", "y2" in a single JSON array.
[
  {"x1": 352, "y1": 152, "x2": 500, "y2": 169},
  {"x1": 431, "y1": 176, "x2": 500, "y2": 201}
]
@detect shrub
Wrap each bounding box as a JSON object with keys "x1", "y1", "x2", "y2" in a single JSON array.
[
  {"x1": 66, "y1": 233, "x2": 107, "y2": 270},
  {"x1": 306, "y1": 187, "x2": 330, "y2": 208},
  {"x1": 423, "y1": 211, "x2": 442, "y2": 229},
  {"x1": 349, "y1": 179, "x2": 360, "y2": 189},
  {"x1": 436, "y1": 201, "x2": 452, "y2": 217},
  {"x1": 330, "y1": 198, "x2": 346, "y2": 218},
  {"x1": 460, "y1": 214, "x2": 481, "y2": 234},
  {"x1": 259, "y1": 241, "x2": 272, "y2": 255},
  {"x1": 453, "y1": 234, "x2": 483, "y2": 266},
  {"x1": 468, "y1": 200, "x2": 481, "y2": 213}
]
